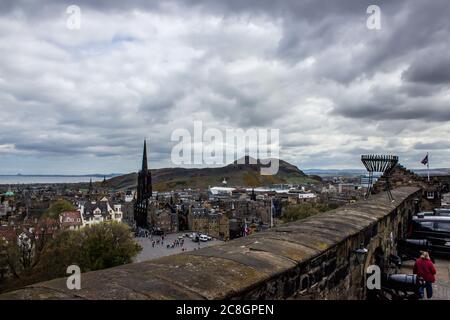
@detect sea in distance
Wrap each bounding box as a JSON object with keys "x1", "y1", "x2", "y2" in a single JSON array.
[{"x1": 0, "y1": 175, "x2": 112, "y2": 185}]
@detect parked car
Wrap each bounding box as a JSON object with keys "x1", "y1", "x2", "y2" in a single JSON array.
[
  {"x1": 200, "y1": 234, "x2": 212, "y2": 241},
  {"x1": 399, "y1": 216, "x2": 450, "y2": 259},
  {"x1": 199, "y1": 234, "x2": 208, "y2": 242},
  {"x1": 434, "y1": 208, "x2": 450, "y2": 216},
  {"x1": 415, "y1": 208, "x2": 450, "y2": 217},
  {"x1": 414, "y1": 211, "x2": 434, "y2": 218},
  {"x1": 409, "y1": 215, "x2": 450, "y2": 240}
]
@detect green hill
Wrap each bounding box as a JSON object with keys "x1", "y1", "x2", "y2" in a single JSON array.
[{"x1": 105, "y1": 157, "x2": 320, "y2": 191}]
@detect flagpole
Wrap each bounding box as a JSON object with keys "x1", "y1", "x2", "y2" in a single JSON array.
[
  {"x1": 270, "y1": 198, "x2": 274, "y2": 228},
  {"x1": 427, "y1": 152, "x2": 430, "y2": 182}
]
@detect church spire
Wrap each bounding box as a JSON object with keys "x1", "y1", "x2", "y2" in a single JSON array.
[
  {"x1": 142, "y1": 140, "x2": 148, "y2": 172},
  {"x1": 134, "y1": 139, "x2": 152, "y2": 229},
  {"x1": 88, "y1": 178, "x2": 93, "y2": 194}
]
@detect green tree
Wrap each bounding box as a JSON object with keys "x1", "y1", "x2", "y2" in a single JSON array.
[
  {"x1": 43, "y1": 199, "x2": 76, "y2": 219},
  {"x1": 0, "y1": 222, "x2": 142, "y2": 293},
  {"x1": 35, "y1": 222, "x2": 141, "y2": 279}
]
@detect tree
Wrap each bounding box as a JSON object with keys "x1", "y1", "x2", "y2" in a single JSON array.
[
  {"x1": 0, "y1": 222, "x2": 142, "y2": 293},
  {"x1": 43, "y1": 199, "x2": 76, "y2": 219},
  {"x1": 35, "y1": 222, "x2": 142, "y2": 280}
]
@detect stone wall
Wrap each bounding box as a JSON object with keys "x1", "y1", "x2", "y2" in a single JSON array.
[{"x1": 0, "y1": 187, "x2": 421, "y2": 300}]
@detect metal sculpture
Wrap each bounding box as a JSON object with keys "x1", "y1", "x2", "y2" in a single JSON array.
[{"x1": 361, "y1": 154, "x2": 398, "y2": 200}]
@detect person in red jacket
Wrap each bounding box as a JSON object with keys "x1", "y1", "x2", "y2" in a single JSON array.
[{"x1": 413, "y1": 251, "x2": 436, "y2": 299}]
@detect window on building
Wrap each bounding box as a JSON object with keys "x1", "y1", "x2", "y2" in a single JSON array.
[{"x1": 427, "y1": 192, "x2": 435, "y2": 199}]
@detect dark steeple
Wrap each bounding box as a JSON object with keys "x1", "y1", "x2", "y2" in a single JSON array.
[
  {"x1": 142, "y1": 140, "x2": 148, "y2": 172},
  {"x1": 134, "y1": 140, "x2": 152, "y2": 228}
]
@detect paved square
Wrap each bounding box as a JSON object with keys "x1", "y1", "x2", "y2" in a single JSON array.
[{"x1": 134, "y1": 232, "x2": 224, "y2": 263}]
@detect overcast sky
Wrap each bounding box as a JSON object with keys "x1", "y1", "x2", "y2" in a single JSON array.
[{"x1": 0, "y1": 0, "x2": 449, "y2": 174}]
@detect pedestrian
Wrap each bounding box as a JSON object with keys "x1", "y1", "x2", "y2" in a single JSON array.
[{"x1": 413, "y1": 251, "x2": 436, "y2": 299}]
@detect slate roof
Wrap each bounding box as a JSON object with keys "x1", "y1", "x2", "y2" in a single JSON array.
[{"x1": 83, "y1": 201, "x2": 110, "y2": 218}]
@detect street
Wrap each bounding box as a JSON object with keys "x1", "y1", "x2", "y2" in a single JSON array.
[{"x1": 134, "y1": 232, "x2": 224, "y2": 263}]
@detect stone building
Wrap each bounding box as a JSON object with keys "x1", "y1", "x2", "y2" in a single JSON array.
[
  {"x1": 188, "y1": 207, "x2": 230, "y2": 240},
  {"x1": 150, "y1": 207, "x2": 178, "y2": 234},
  {"x1": 59, "y1": 211, "x2": 83, "y2": 230},
  {"x1": 78, "y1": 198, "x2": 123, "y2": 227},
  {"x1": 147, "y1": 200, "x2": 179, "y2": 233},
  {"x1": 230, "y1": 199, "x2": 282, "y2": 224},
  {"x1": 121, "y1": 202, "x2": 135, "y2": 226}
]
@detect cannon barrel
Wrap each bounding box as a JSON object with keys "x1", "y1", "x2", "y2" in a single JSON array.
[
  {"x1": 404, "y1": 239, "x2": 429, "y2": 246},
  {"x1": 383, "y1": 274, "x2": 423, "y2": 292}
]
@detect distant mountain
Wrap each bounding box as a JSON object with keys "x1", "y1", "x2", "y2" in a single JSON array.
[
  {"x1": 105, "y1": 157, "x2": 320, "y2": 191},
  {"x1": 303, "y1": 169, "x2": 366, "y2": 177},
  {"x1": 412, "y1": 168, "x2": 450, "y2": 176},
  {"x1": 304, "y1": 167, "x2": 450, "y2": 178}
]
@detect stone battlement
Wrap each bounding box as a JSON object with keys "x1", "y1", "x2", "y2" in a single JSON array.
[{"x1": 0, "y1": 187, "x2": 421, "y2": 300}]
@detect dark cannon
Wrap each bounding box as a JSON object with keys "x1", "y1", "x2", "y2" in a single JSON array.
[
  {"x1": 379, "y1": 274, "x2": 424, "y2": 300},
  {"x1": 398, "y1": 238, "x2": 450, "y2": 260},
  {"x1": 397, "y1": 239, "x2": 429, "y2": 261}
]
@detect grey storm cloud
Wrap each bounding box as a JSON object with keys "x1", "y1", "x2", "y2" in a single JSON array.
[
  {"x1": 414, "y1": 141, "x2": 450, "y2": 151},
  {"x1": 403, "y1": 53, "x2": 450, "y2": 85},
  {"x1": 0, "y1": 0, "x2": 450, "y2": 173}
]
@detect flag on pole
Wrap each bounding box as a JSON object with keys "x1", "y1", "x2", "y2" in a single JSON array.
[
  {"x1": 421, "y1": 153, "x2": 430, "y2": 182},
  {"x1": 421, "y1": 154, "x2": 429, "y2": 165}
]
